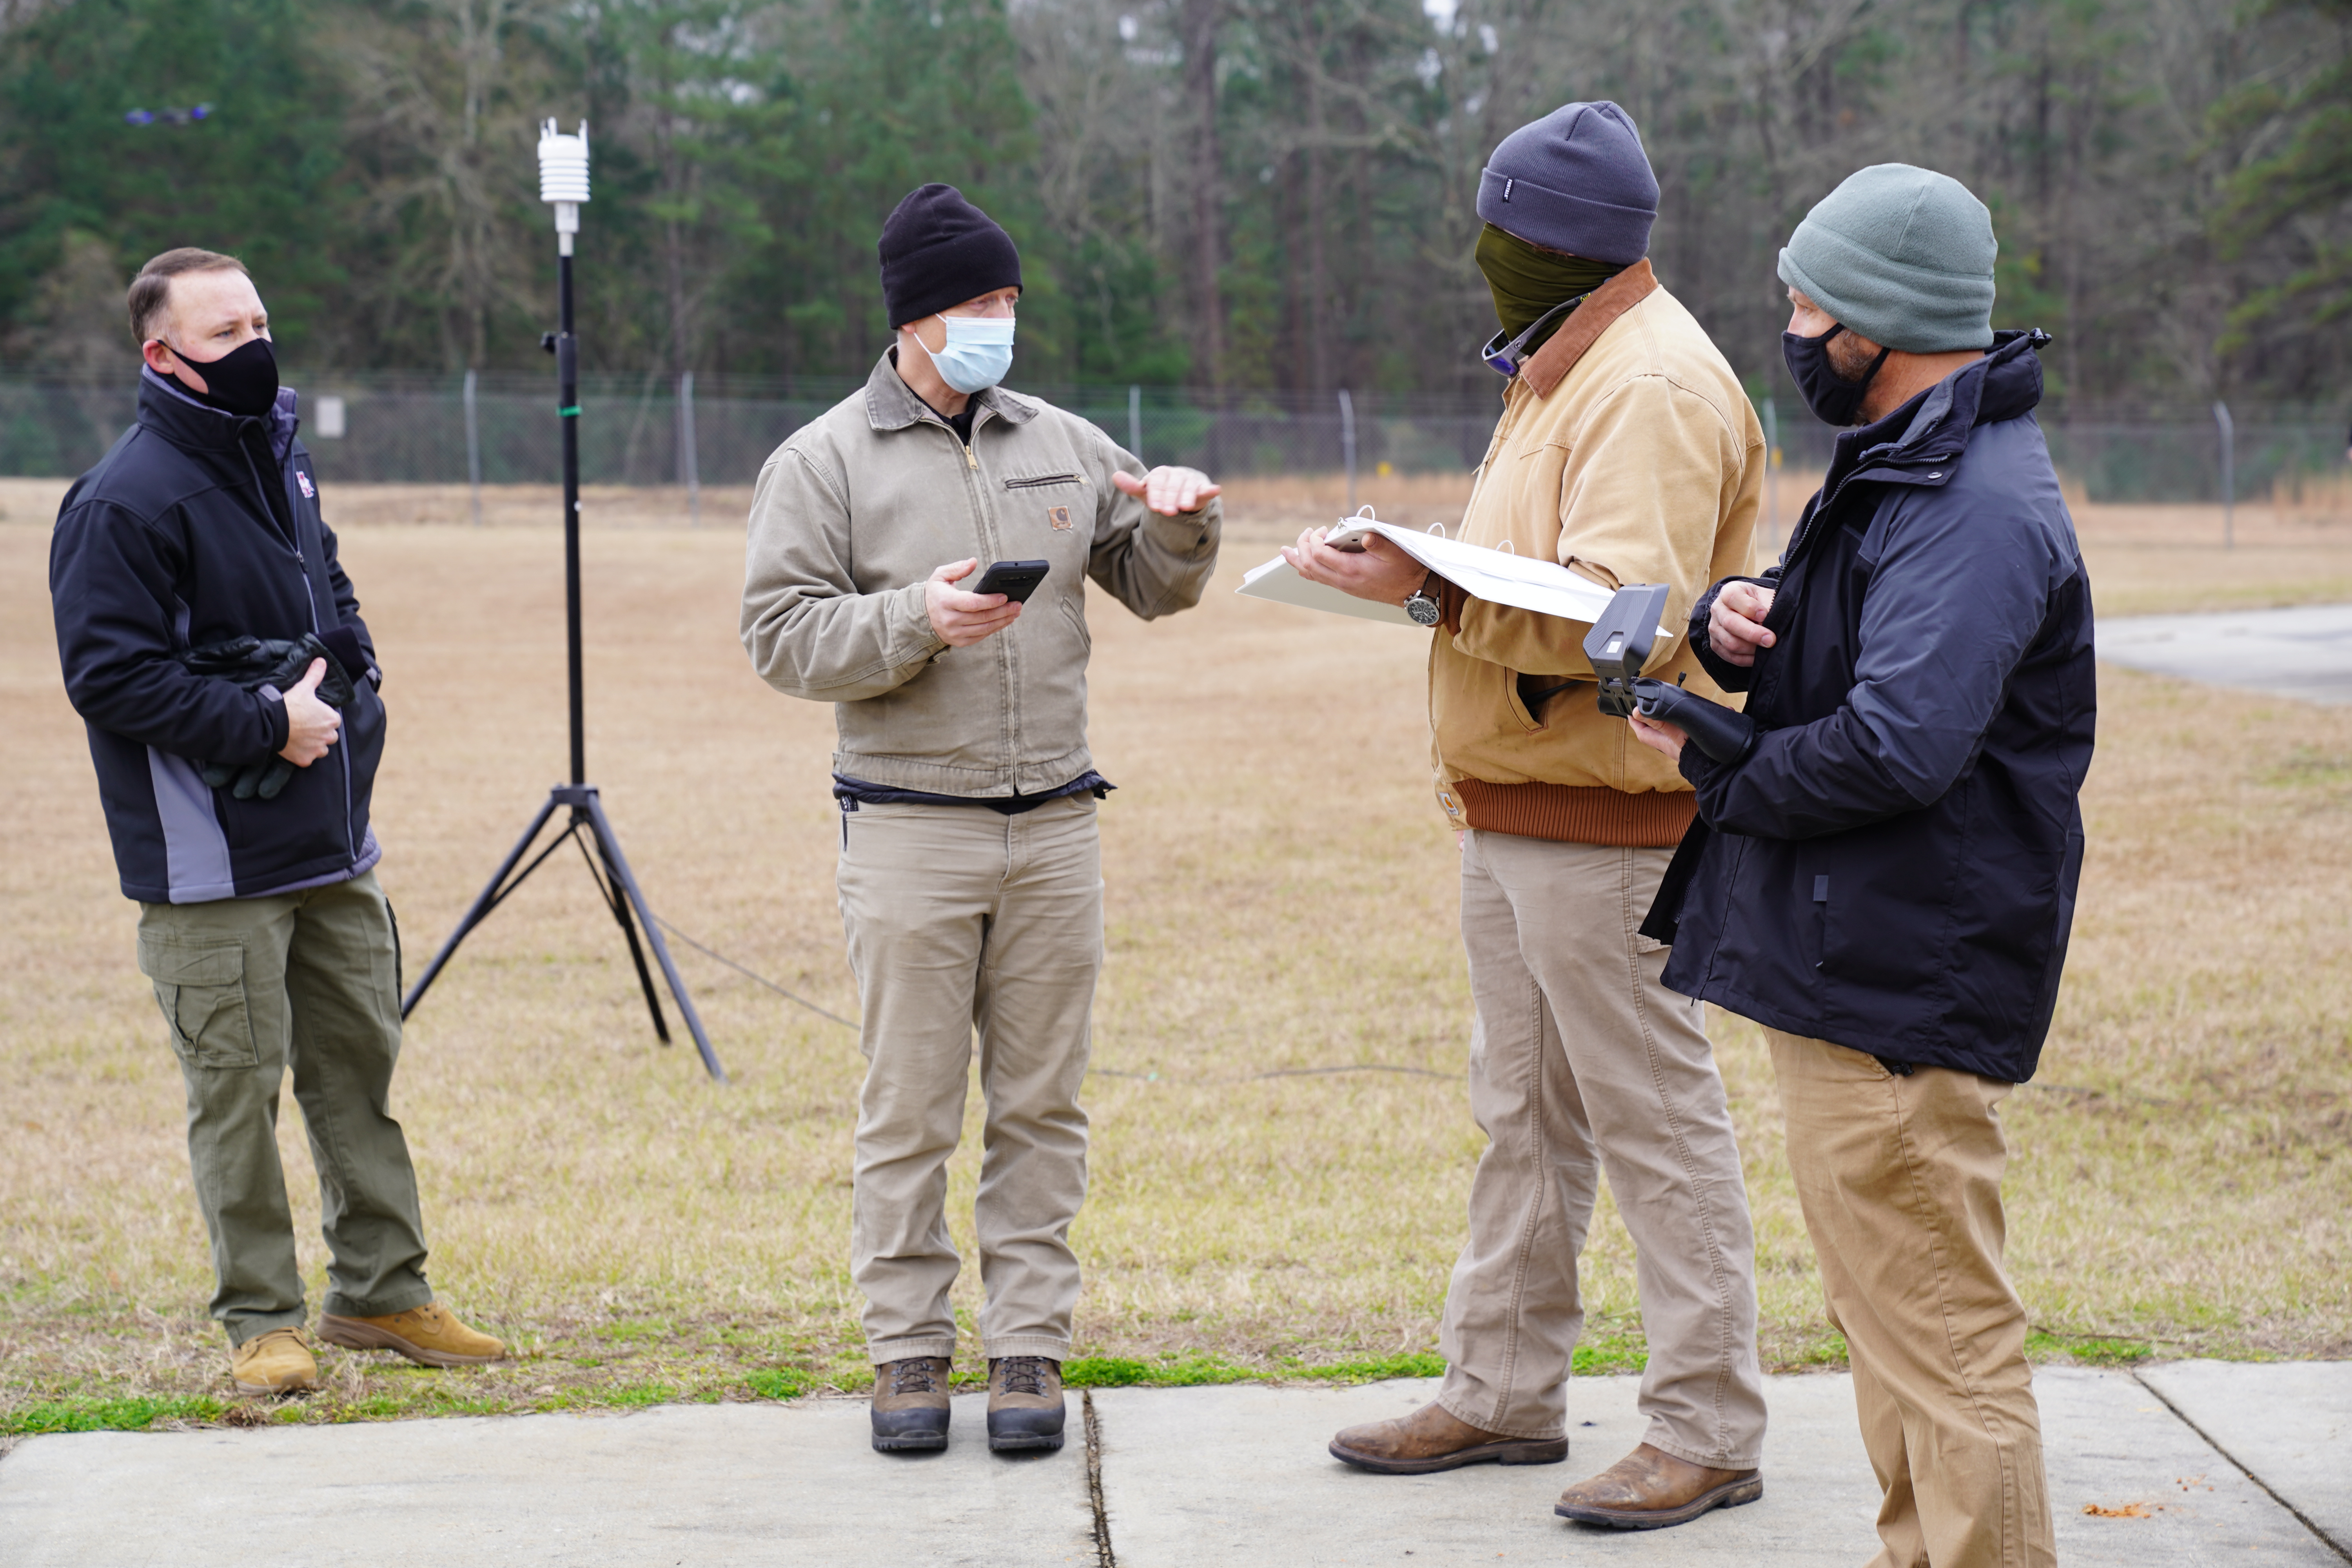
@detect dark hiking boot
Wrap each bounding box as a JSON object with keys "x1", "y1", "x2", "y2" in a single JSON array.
[
  {"x1": 1553, "y1": 1442, "x2": 1763, "y2": 1529},
  {"x1": 1329, "y1": 1400, "x2": 1570, "y2": 1474},
  {"x1": 986, "y1": 1356, "x2": 1065, "y2": 1454},
  {"x1": 870, "y1": 1356, "x2": 952, "y2": 1453}
]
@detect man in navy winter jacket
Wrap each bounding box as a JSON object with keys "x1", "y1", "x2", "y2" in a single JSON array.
[
  {"x1": 1632, "y1": 168, "x2": 2091, "y2": 1567},
  {"x1": 50, "y1": 248, "x2": 504, "y2": 1394}
]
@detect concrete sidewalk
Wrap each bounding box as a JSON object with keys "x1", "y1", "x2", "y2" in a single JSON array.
[
  {"x1": 2099, "y1": 602, "x2": 2352, "y2": 704},
  {"x1": 1, "y1": 1363, "x2": 2344, "y2": 1565}
]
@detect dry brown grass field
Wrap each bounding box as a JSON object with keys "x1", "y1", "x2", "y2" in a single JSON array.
[{"x1": 2, "y1": 472, "x2": 2347, "y2": 1432}]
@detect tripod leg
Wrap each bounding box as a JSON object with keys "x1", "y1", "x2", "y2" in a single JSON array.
[
  {"x1": 582, "y1": 815, "x2": 671, "y2": 1045},
  {"x1": 583, "y1": 797, "x2": 728, "y2": 1083},
  {"x1": 401, "y1": 795, "x2": 565, "y2": 1019}
]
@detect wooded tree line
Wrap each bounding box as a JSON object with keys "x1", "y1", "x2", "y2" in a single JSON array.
[{"x1": 0, "y1": 0, "x2": 2345, "y2": 409}]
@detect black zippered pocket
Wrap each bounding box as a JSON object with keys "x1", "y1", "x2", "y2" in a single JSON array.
[{"x1": 1003, "y1": 472, "x2": 1083, "y2": 490}]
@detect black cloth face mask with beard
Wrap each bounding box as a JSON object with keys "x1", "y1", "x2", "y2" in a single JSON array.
[
  {"x1": 171, "y1": 335, "x2": 281, "y2": 419},
  {"x1": 1782, "y1": 323, "x2": 1891, "y2": 427}
]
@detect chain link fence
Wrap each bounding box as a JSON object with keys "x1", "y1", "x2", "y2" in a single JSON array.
[{"x1": 1, "y1": 370, "x2": 2343, "y2": 507}]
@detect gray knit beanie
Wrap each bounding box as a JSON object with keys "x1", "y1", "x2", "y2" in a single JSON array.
[
  {"x1": 1477, "y1": 102, "x2": 1659, "y2": 265},
  {"x1": 1777, "y1": 164, "x2": 1997, "y2": 353}
]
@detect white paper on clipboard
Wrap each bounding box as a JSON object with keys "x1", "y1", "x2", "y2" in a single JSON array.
[{"x1": 1237, "y1": 513, "x2": 1616, "y2": 626}]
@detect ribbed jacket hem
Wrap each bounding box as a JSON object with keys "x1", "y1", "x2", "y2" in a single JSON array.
[{"x1": 1454, "y1": 780, "x2": 1696, "y2": 848}]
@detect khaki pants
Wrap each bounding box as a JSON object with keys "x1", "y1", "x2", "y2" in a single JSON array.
[
  {"x1": 1768, "y1": 1029, "x2": 2055, "y2": 1568},
  {"x1": 1437, "y1": 832, "x2": 1768, "y2": 1468},
  {"x1": 837, "y1": 795, "x2": 1100, "y2": 1364},
  {"x1": 135, "y1": 869, "x2": 431, "y2": 1345}
]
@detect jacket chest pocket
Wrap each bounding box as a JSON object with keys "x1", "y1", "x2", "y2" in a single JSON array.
[
  {"x1": 1002, "y1": 473, "x2": 1089, "y2": 539},
  {"x1": 137, "y1": 937, "x2": 259, "y2": 1070}
]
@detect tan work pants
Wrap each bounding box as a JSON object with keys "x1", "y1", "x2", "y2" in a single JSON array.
[
  {"x1": 1768, "y1": 1029, "x2": 2056, "y2": 1568},
  {"x1": 837, "y1": 795, "x2": 1100, "y2": 1364},
  {"x1": 1437, "y1": 831, "x2": 1768, "y2": 1468}
]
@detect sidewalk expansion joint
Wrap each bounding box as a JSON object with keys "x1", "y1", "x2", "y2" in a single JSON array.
[
  {"x1": 1083, "y1": 1389, "x2": 1117, "y2": 1567},
  {"x1": 2132, "y1": 1369, "x2": 2351, "y2": 1563}
]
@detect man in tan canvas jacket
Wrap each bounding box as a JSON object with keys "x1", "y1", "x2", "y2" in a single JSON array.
[
  {"x1": 740, "y1": 184, "x2": 1221, "y2": 1458},
  {"x1": 1288, "y1": 103, "x2": 1769, "y2": 1533}
]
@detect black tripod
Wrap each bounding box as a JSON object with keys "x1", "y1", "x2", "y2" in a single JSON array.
[{"x1": 399, "y1": 193, "x2": 726, "y2": 1083}]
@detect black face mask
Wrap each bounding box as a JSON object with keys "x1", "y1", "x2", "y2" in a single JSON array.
[
  {"x1": 1782, "y1": 323, "x2": 1890, "y2": 427},
  {"x1": 173, "y1": 336, "x2": 280, "y2": 419}
]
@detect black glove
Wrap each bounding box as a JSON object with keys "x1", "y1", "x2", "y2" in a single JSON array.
[{"x1": 180, "y1": 633, "x2": 357, "y2": 801}]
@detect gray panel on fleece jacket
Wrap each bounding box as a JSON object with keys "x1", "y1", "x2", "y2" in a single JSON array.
[{"x1": 740, "y1": 354, "x2": 1220, "y2": 796}]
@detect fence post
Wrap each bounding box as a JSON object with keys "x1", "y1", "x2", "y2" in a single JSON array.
[
  {"x1": 463, "y1": 368, "x2": 482, "y2": 527},
  {"x1": 1762, "y1": 396, "x2": 1779, "y2": 550},
  {"x1": 1338, "y1": 388, "x2": 1357, "y2": 513},
  {"x1": 1128, "y1": 383, "x2": 1143, "y2": 463},
  {"x1": 678, "y1": 370, "x2": 700, "y2": 528},
  {"x1": 2212, "y1": 399, "x2": 2234, "y2": 550}
]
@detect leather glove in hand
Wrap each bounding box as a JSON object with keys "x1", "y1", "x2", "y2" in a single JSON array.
[{"x1": 180, "y1": 633, "x2": 357, "y2": 801}]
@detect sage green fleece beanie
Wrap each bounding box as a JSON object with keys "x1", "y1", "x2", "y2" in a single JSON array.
[{"x1": 1777, "y1": 164, "x2": 1997, "y2": 353}]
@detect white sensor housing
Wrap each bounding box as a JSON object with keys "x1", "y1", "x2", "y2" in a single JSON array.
[{"x1": 537, "y1": 120, "x2": 590, "y2": 242}]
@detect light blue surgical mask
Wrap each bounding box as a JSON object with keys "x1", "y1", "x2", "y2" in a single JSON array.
[{"x1": 929, "y1": 312, "x2": 1015, "y2": 394}]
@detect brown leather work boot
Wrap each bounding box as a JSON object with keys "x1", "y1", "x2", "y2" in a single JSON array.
[
  {"x1": 870, "y1": 1356, "x2": 953, "y2": 1453},
  {"x1": 986, "y1": 1356, "x2": 1066, "y2": 1454},
  {"x1": 1553, "y1": 1441, "x2": 1763, "y2": 1529},
  {"x1": 317, "y1": 1300, "x2": 505, "y2": 1367},
  {"x1": 1329, "y1": 1399, "x2": 1569, "y2": 1474},
  {"x1": 229, "y1": 1326, "x2": 319, "y2": 1394}
]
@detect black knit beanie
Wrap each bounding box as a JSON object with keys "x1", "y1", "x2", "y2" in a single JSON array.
[{"x1": 878, "y1": 184, "x2": 1023, "y2": 328}]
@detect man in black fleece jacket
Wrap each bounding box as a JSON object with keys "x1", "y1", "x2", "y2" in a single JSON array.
[{"x1": 50, "y1": 249, "x2": 503, "y2": 1394}]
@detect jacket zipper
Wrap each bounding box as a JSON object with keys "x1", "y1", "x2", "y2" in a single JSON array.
[
  {"x1": 1003, "y1": 472, "x2": 1080, "y2": 490},
  {"x1": 247, "y1": 437, "x2": 361, "y2": 863}
]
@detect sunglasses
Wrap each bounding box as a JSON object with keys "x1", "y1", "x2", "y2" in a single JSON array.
[{"x1": 1479, "y1": 295, "x2": 1588, "y2": 378}]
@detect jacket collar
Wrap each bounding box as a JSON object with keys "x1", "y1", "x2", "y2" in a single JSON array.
[
  {"x1": 1517, "y1": 258, "x2": 1660, "y2": 399},
  {"x1": 1829, "y1": 329, "x2": 2048, "y2": 494},
  {"x1": 138, "y1": 367, "x2": 302, "y2": 468},
  {"x1": 862, "y1": 349, "x2": 1038, "y2": 434}
]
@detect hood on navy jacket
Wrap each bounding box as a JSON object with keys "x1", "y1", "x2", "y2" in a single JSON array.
[
  {"x1": 1651, "y1": 332, "x2": 2095, "y2": 1082},
  {"x1": 50, "y1": 370, "x2": 387, "y2": 904}
]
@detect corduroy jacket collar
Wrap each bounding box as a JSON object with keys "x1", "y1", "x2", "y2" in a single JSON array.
[
  {"x1": 1517, "y1": 258, "x2": 1660, "y2": 399},
  {"x1": 862, "y1": 348, "x2": 1039, "y2": 434}
]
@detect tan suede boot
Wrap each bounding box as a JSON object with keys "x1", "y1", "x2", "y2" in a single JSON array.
[
  {"x1": 1553, "y1": 1442, "x2": 1763, "y2": 1529},
  {"x1": 318, "y1": 1300, "x2": 505, "y2": 1367},
  {"x1": 230, "y1": 1327, "x2": 319, "y2": 1394},
  {"x1": 1329, "y1": 1399, "x2": 1569, "y2": 1474}
]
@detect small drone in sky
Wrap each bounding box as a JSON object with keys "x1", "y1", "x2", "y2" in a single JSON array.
[{"x1": 123, "y1": 105, "x2": 214, "y2": 126}]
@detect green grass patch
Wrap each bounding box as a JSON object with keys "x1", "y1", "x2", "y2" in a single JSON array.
[
  {"x1": 4, "y1": 1395, "x2": 223, "y2": 1435},
  {"x1": 2027, "y1": 1330, "x2": 2151, "y2": 1365},
  {"x1": 1571, "y1": 1333, "x2": 1650, "y2": 1376},
  {"x1": 1290, "y1": 1351, "x2": 1447, "y2": 1383},
  {"x1": 745, "y1": 1368, "x2": 808, "y2": 1401},
  {"x1": 1063, "y1": 1352, "x2": 1252, "y2": 1388}
]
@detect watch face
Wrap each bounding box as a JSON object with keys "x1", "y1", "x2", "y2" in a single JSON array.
[{"x1": 1406, "y1": 593, "x2": 1442, "y2": 626}]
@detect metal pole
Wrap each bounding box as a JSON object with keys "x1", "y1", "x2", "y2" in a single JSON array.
[
  {"x1": 1762, "y1": 396, "x2": 1779, "y2": 551},
  {"x1": 464, "y1": 368, "x2": 482, "y2": 527},
  {"x1": 1128, "y1": 383, "x2": 1143, "y2": 462},
  {"x1": 678, "y1": 369, "x2": 700, "y2": 528},
  {"x1": 2213, "y1": 399, "x2": 2235, "y2": 550},
  {"x1": 558, "y1": 238, "x2": 584, "y2": 787},
  {"x1": 1338, "y1": 388, "x2": 1357, "y2": 513}
]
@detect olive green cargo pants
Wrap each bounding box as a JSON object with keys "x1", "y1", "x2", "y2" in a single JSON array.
[{"x1": 136, "y1": 869, "x2": 432, "y2": 1345}]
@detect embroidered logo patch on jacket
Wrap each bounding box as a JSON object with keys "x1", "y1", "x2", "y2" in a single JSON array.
[
  {"x1": 296, "y1": 471, "x2": 316, "y2": 499},
  {"x1": 1047, "y1": 505, "x2": 1073, "y2": 531}
]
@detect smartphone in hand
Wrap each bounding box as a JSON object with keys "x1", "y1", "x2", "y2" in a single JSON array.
[{"x1": 971, "y1": 560, "x2": 1051, "y2": 603}]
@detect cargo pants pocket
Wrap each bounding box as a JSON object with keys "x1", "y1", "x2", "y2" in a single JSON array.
[{"x1": 137, "y1": 937, "x2": 259, "y2": 1069}]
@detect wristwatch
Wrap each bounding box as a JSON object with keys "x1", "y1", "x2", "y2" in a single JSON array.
[{"x1": 1403, "y1": 582, "x2": 1443, "y2": 627}]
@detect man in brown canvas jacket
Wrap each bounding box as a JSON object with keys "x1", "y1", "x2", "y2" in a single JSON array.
[{"x1": 1287, "y1": 102, "x2": 1769, "y2": 1532}]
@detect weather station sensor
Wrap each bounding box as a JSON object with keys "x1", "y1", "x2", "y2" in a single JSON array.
[{"x1": 401, "y1": 118, "x2": 725, "y2": 1081}]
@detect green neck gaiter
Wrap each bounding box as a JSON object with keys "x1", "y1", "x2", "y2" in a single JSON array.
[{"x1": 1475, "y1": 222, "x2": 1627, "y2": 352}]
